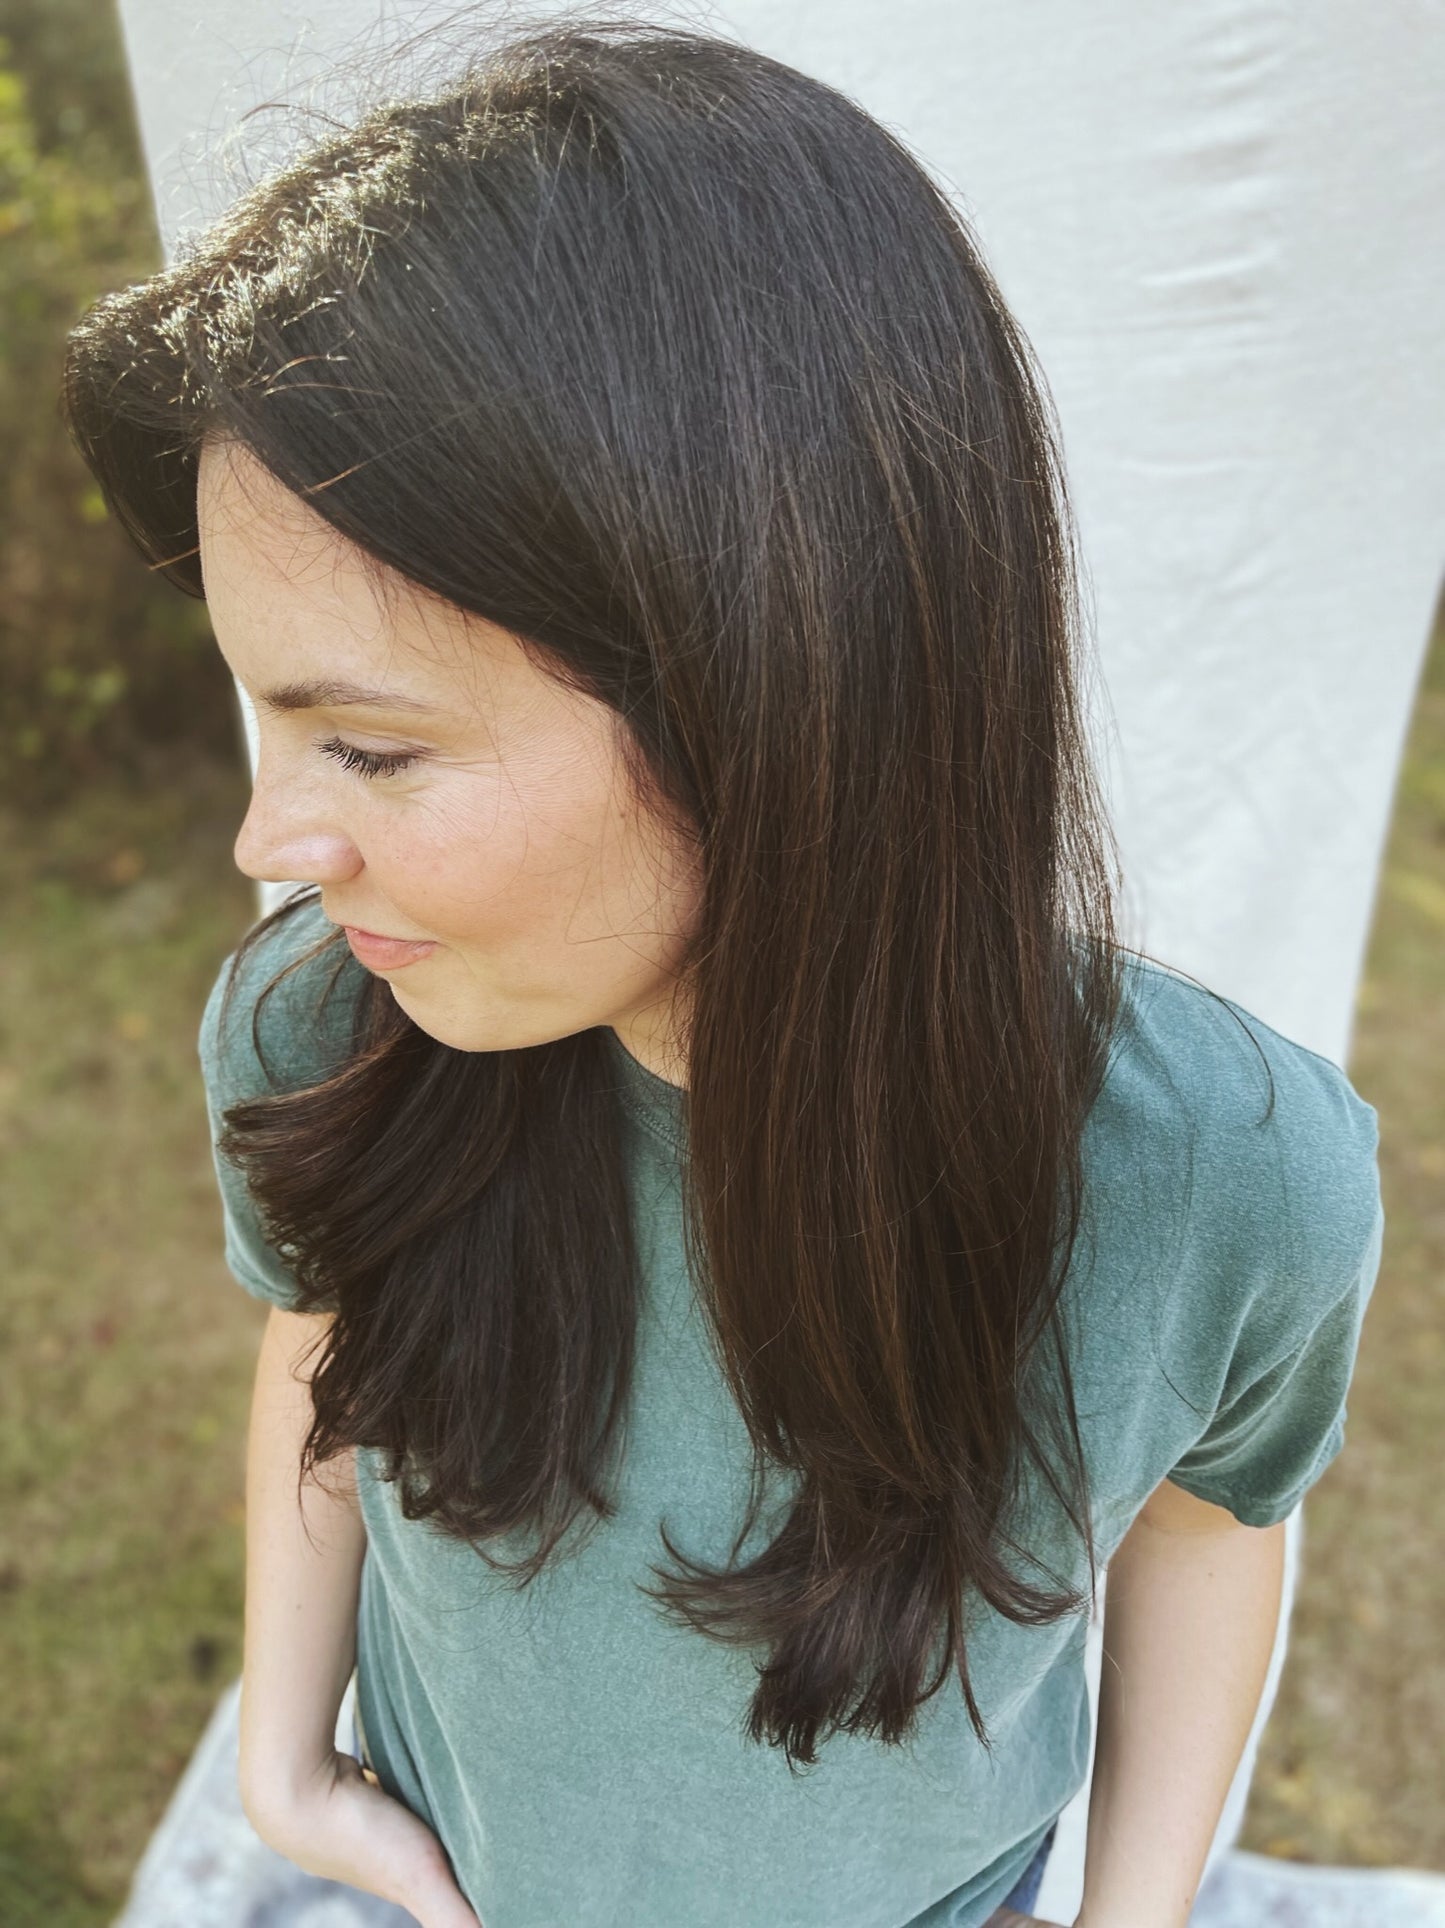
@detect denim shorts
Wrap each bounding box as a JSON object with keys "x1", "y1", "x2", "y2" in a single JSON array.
[
  {"x1": 994, "y1": 1816, "x2": 1058, "y2": 1916},
  {"x1": 351, "y1": 1704, "x2": 377, "y2": 1774}
]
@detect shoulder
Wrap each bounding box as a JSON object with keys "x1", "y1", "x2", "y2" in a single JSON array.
[
  {"x1": 197, "y1": 891, "x2": 370, "y2": 1105},
  {"x1": 1090, "y1": 952, "x2": 1382, "y2": 1352}
]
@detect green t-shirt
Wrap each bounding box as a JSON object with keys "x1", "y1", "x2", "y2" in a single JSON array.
[{"x1": 198, "y1": 895, "x2": 1385, "y2": 1928}]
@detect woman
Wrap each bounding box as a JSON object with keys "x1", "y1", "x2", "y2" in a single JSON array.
[{"x1": 60, "y1": 14, "x2": 1384, "y2": 1927}]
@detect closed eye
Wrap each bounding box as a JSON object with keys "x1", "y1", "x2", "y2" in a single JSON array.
[{"x1": 318, "y1": 736, "x2": 422, "y2": 780}]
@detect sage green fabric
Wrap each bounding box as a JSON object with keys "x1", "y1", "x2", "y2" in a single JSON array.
[{"x1": 199, "y1": 895, "x2": 1385, "y2": 1928}]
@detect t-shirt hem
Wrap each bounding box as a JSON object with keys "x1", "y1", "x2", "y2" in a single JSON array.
[{"x1": 1162, "y1": 1470, "x2": 1318, "y2": 1528}]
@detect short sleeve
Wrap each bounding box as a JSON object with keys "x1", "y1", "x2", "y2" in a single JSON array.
[
  {"x1": 1166, "y1": 1187, "x2": 1385, "y2": 1528},
  {"x1": 196, "y1": 899, "x2": 359, "y2": 1310}
]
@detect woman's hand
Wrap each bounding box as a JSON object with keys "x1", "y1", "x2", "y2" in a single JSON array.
[
  {"x1": 982, "y1": 1911, "x2": 1069, "y2": 1928},
  {"x1": 243, "y1": 1747, "x2": 483, "y2": 1928}
]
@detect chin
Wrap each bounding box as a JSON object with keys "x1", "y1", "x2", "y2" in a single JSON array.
[{"x1": 383, "y1": 986, "x2": 517, "y2": 1056}]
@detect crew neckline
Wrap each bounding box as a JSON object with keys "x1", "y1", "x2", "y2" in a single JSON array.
[{"x1": 601, "y1": 1024, "x2": 687, "y2": 1155}]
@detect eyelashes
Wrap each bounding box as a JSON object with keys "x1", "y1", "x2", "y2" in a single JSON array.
[{"x1": 317, "y1": 736, "x2": 422, "y2": 780}]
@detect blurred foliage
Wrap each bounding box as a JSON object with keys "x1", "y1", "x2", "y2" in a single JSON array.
[{"x1": 0, "y1": 1, "x2": 239, "y2": 815}]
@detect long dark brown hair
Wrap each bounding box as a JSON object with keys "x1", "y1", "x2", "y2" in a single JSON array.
[{"x1": 61, "y1": 7, "x2": 1139, "y2": 1772}]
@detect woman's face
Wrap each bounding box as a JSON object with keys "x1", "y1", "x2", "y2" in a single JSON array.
[{"x1": 195, "y1": 438, "x2": 700, "y2": 1084}]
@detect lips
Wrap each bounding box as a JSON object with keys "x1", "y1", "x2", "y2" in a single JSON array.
[{"x1": 342, "y1": 926, "x2": 439, "y2": 970}]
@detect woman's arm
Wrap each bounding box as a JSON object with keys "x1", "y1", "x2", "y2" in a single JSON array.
[
  {"x1": 237, "y1": 1303, "x2": 368, "y2": 1829},
  {"x1": 1074, "y1": 1477, "x2": 1287, "y2": 1928}
]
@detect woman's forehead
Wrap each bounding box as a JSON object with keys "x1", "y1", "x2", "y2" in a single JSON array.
[{"x1": 196, "y1": 438, "x2": 528, "y2": 705}]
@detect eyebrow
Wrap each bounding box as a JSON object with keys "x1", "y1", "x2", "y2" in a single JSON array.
[{"x1": 256, "y1": 677, "x2": 440, "y2": 715}]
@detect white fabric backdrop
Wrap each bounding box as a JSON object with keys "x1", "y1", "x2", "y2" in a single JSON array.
[{"x1": 114, "y1": 0, "x2": 1445, "y2": 1914}]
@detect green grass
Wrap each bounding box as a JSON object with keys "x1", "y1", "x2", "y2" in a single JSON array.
[
  {"x1": 0, "y1": 622, "x2": 1442, "y2": 1918},
  {"x1": 0, "y1": 744, "x2": 267, "y2": 1922}
]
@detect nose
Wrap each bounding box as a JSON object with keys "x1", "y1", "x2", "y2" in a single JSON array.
[{"x1": 232, "y1": 764, "x2": 362, "y2": 889}]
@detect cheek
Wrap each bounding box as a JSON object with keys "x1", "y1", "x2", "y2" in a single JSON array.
[{"x1": 378, "y1": 770, "x2": 621, "y2": 940}]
